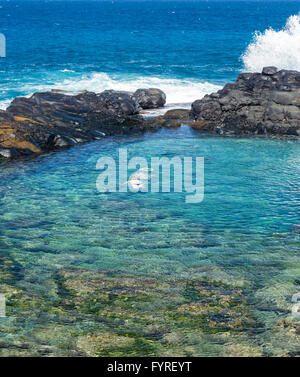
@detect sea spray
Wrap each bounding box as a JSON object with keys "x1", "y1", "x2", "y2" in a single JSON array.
[
  {"x1": 242, "y1": 14, "x2": 300, "y2": 72},
  {"x1": 0, "y1": 72, "x2": 221, "y2": 110}
]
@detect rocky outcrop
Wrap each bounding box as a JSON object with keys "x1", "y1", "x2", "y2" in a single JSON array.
[
  {"x1": 3, "y1": 67, "x2": 300, "y2": 161},
  {"x1": 145, "y1": 108, "x2": 193, "y2": 129},
  {"x1": 163, "y1": 109, "x2": 191, "y2": 120},
  {"x1": 132, "y1": 88, "x2": 166, "y2": 109},
  {"x1": 191, "y1": 67, "x2": 300, "y2": 136},
  {"x1": 0, "y1": 88, "x2": 166, "y2": 159}
]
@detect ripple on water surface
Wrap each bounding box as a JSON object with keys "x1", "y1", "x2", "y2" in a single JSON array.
[{"x1": 0, "y1": 128, "x2": 299, "y2": 356}]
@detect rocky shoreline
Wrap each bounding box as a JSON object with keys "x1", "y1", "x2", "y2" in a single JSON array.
[
  {"x1": 191, "y1": 66, "x2": 300, "y2": 136},
  {"x1": 1, "y1": 67, "x2": 300, "y2": 160},
  {"x1": 0, "y1": 88, "x2": 166, "y2": 159}
]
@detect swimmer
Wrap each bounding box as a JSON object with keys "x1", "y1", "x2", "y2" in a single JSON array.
[{"x1": 127, "y1": 176, "x2": 144, "y2": 190}]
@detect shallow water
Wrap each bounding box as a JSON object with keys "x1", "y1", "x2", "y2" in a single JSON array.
[{"x1": 0, "y1": 127, "x2": 299, "y2": 356}]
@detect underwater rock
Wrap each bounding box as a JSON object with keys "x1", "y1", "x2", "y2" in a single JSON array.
[
  {"x1": 144, "y1": 116, "x2": 182, "y2": 129},
  {"x1": 162, "y1": 120, "x2": 182, "y2": 128},
  {"x1": 191, "y1": 67, "x2": 300, "y2": 136},
  {"x1": 77, "y1": 332, "x2": 134, "y2": 357},
  {"x1": 291, "y1": 224, "x2": 300, "y2": 233},
  {"x1": 1, "y1": 264, "x2": 296, "y2": 357}
]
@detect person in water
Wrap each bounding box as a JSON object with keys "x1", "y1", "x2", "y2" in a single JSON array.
[
  {"x1": 126, "y1": 168, "x2": 153, "y2": 191},
  {"x1": 127, "y1": 177, "x2": 144, "y2": 190}
]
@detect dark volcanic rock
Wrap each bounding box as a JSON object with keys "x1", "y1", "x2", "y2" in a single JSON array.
[
  {"x1": 133, "y1": 88, "x2": 166, "y2": 109},
  {"x1": 291, "y1": 224, "x2": 300, "y2": 233},
  {"x1": 0, "y1": 88, "x2": 166, "y2": 159},
  {"x1": 262, "y1": 66, "x2": 278, "y2": 76},
  {"x1": 145, "y1": 108, "x2": 193, "y2": 129},
  {"x1": 163, "y1": 109, "x2": 192, "y2": 120},
  {"x1": 191, "y1": 67, "x2": 300, "y2": 136},
  {"x1": 145, "y1": 115, "x2": 182, "y2": 129}
]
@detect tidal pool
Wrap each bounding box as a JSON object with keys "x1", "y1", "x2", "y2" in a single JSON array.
[{"x1": 0, "y1": 127, "x2": 299, "y2": 356}]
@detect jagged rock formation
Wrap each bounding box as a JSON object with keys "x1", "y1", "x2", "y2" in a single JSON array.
[
  {"x1": 191, "y1": 67, "x2": 300, "y2": 136},
  {"x1": 0, "y1": 88, "x2": 166, "y2": 159}
]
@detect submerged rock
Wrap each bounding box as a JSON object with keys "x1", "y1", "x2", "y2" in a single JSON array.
[
  {"x1": 291, "y1": 224, "x2": 300, "y2": 233},
  {"x1": 0, "y1": 88, "x2": 166, "y2": 159},
  {"x1": 144, "y1": 115, "x2": 181, "y2": 129},
  {"x1": 191, "y1": 67, "x2": 300, "y2": 136}
]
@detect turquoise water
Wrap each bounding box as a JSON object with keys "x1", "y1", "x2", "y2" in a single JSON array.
[
  {"x1": 1, "y1": 0, "x2": 300, "y2": 357},
  {"x1": 0, "y1": 127, "x2": 299, "y2": 356}
]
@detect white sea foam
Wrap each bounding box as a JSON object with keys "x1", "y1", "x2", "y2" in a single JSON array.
[
  {"x1": 242, "y1": 14, "x2": 300, "y2": 72},
  {"x1": 51, "y1": 73, "x2": 221, "y2": 105},
  {"x1": 0, "y1": 98, "x2": 14, "y2": 110},
  {"x1": 0, "y1": 72, "x2": 221, "y2": 110}
]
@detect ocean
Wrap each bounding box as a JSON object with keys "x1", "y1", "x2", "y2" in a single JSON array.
[
  {"x1": 1, "y1": 1, "x2": 300, "y2": 108},
  {"x1": 0, "y1": 1, "x2": 300, "y2": 357}
]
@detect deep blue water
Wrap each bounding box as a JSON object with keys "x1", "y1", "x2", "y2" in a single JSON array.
[
  {"x1": 1, "y1": 1, "x2": 300, "y2": 106},
  {"x1": 0, "y1": 1, "x2": 299, "y2": 356}
]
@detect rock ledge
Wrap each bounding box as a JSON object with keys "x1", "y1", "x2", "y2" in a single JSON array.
[
  {"x1": 0, "y1": 88, "x2": 166, "y2": 159},
  {"x1": 191, "y1": 67, "x2": 300, "y2": 136}
]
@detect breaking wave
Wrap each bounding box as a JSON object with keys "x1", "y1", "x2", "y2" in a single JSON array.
[
  {"x1": 242, "y1": 14, "x2": 300, "y2": 72},
  {"x1": 0, "y1": 72, "x2": 221, "y2": 110}
]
